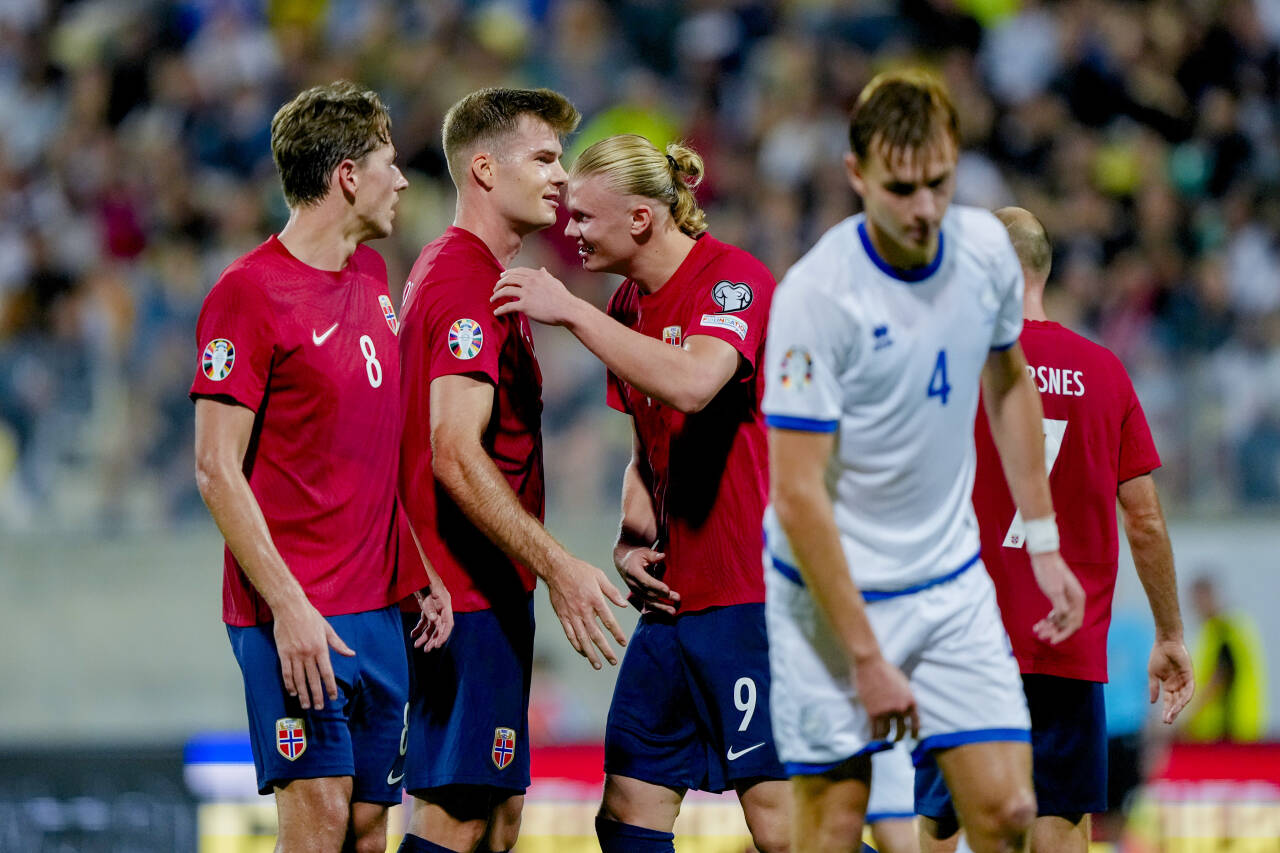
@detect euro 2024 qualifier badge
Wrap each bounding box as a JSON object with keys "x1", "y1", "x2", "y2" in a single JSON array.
[
  {"x1": 779, "y1": 346, "x2": 813, "y2": 390},
  {"x1": 448, "y1": 318, "x2": 483, "y2": 360},
  {"x1": 202, "y1": 338, "x2": 235, "y2": 381}
]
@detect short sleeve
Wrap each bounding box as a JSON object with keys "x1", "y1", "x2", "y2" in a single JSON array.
[
  {"x1": 990, "y1": 235, "x2": 1024, "y2": 351},
  {"x1": 1117, "y1": 376, "x2": 1161, "y2": 482},
  {"x1": 761, "y1": 279, "x2": 851, "y2": 432},
  {"x1": 190, "y1": 274, "x2": 275, "y2": 412},
  {"x1": 425, "y1": 278, "x2": 502, "y2": 386},
  {"x1": 686, "y1": 265, "x2": 775, "y2": 375}
]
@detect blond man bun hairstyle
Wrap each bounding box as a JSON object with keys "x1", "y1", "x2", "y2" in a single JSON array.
[{"x1": 571, "y1": 134, "x2": 708, "y2": 237}]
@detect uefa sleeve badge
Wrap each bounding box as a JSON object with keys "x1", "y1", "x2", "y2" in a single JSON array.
[
  {"x1": 712, "y1": 280, "x2": 753, "y2": 312},
  {"x1": 202, "y1": 339, "x2": 235, "y2": 381},
  {"x1": 448, "y1": 318, "x2": 484, "y2": 360},
  {"x1": 275, "y1": 717, "x2": 307, "y2": 761}
]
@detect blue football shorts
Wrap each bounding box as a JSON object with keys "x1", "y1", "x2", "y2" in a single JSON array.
[
  {"x1": 227, "y1": 604, "x2": 409, "y2": 804},
  {"x1": 916, "y1": 673, "x2": 1107, "y2": 822},
  {"x1": 401, "y1": 595, "x2": 534, "y2": 795},
  {"x1": 605, "y1": 602, "x2": 785, "y2": 793}
]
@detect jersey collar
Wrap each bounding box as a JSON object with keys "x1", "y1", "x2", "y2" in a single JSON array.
[{"x1": 857, "y1": 221, "x2": 945, "y2": 283}]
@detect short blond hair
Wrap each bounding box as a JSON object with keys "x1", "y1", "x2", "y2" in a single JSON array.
[
  {"x1": 571, "y1": 134, "x2": 708, "y2": 237},
  {"x1": 441, "y1": 87, "x2": 580, "y2": 185}
]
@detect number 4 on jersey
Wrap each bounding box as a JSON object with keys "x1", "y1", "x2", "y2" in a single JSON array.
[
  {"x1": 1003, "y1": 418, "x2": 1068, "y2": 548},
  {"x1": 927, "y1": 350, "x2": 951, "y2": 405}
]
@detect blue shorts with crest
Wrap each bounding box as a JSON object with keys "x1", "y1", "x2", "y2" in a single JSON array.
[
  {"x1": 402, "y1": 596, "x2": 534, "y2": 794},
  {"x1": 227, "y1": 604, "x2": 409, "y2": 804}
]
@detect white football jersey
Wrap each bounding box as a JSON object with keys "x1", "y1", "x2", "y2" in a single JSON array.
[{"x1": 762, "y1": 206, "x2": 1024, "y2": 592}]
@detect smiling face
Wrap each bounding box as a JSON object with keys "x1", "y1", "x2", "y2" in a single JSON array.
[
  {"x1": 351, "y1": 141, "x2": 408, "y2": 240},
  {"x1": 564, "y1": 173, "x2": 645, "y2": 274},
  {"x1": 847, "y1": 132, "x2": 957, "y2": 270},
  {"x1": 490, "y1": 114, "x2": 569, "y2": 235}
]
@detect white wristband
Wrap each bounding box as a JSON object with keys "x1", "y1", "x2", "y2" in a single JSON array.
[{"x1": 1023, "y1": 514, "x2": 1059, "y2": 554}]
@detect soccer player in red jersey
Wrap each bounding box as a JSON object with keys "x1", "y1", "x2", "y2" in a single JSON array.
[
  {"x1": 492, "y1": 134, "x2": 789, "y2": 853},
  {"x1": 396, "y1": 88, "x2": 629, "y2": 853},
  {"x1": 916, "y1": 207, "x2": 1195, "y2": 853},
  {"x1": 191, "y1": 81, "x2": 448, "y2": 853}
]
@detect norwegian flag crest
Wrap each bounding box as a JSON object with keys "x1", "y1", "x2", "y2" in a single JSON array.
[
  {"x1": 379, "y1": 294, "x2": 399, "y2": 335},
  {"x1": 276, "y1": 717, "x2": 307, "y2": 761},
  {"x1": 491, "y1": 727, "x2": 516, "y2": 770}
]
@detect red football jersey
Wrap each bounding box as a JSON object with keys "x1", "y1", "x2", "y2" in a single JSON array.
[
  {"x1": 606, "y1": 234, "x2": 775, "y2": 614},
  {"x1": 398, "y1": 227, "x2": 542, "y2": 613},
  {"x1": 190, "y1": 236, "x2": 423, "y2": 627},
  {"x1": 973, "y1": 320, "x2": 1161, "y2": 681}
]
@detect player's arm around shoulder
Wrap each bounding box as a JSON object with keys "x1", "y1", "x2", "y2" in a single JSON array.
[
  {"x1": 426, "y1": 372, "x2": 629, "y2": 669},
  {"x1": 193, "y1": 398, "x2": 354, "y2": 710},
  {"x1": 492, "y1": 266, "x2": 739, "y2": 413}
]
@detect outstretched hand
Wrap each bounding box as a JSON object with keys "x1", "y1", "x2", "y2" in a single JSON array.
[
  {"x1": 854, "y1": 655, "x2": 920, "y2": 742},
  {"x1": 273, "y1": 602, "x2": 355, "y2": 711},
  {"x1": 1149, "y1": 638, "x2": 1195, "y2": 724},
  {"x1": 410, "y1": 584, "x2": 454, "y2": 653},
  {"x1": 492, "y1": 267, "x2": 579, "y2": 325},
  {"x1": 545, "y1": 556, "x2": 630, "y2": 670},
  {"x1": 1029, "y1": 550, "x2": 1086, "y2": 644}
]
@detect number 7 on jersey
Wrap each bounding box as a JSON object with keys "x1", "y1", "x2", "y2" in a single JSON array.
[{"x1": 1003, "y1": 418, "x2": 1067, "y2": 548}]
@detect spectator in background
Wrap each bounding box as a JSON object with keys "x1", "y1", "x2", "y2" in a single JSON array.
[
  {"x1": 1184, "y1": 574, "x2": 1268, "y2": 742},
  {"x1": 3, "y1": 0, "x2": 1280, "y2": 534}
]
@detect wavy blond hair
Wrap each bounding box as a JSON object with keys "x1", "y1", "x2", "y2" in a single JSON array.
[{"x1": 571, "y1": 134, "x2": 708, "y2": 237}]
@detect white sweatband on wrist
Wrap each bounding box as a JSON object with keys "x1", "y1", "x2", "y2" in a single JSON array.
[{"x1": 1023, "y1": 514, "x2": 1059, "y2": 554}]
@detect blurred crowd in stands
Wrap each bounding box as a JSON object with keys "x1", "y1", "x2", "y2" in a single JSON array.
[{"x1": 2, "y1": 0, "x2": 1279, "y2": 532}]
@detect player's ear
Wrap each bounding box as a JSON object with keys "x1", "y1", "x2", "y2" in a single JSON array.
[
  {"x1": 630, "y1": 203, "x2": 652, "y2": 237},
  {"x1": 844, "y1": 151, "x2": 866, "y2": 196},
  {"x1": 335, "y1": 158, "x2": 359, "y2": 200},
  {"x1": 470, "y1": 151, "x2": 497, "y2": 191}
]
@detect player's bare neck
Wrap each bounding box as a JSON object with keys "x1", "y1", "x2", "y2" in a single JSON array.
[
  {"x1": 1023, "y1": 293, "x2": 1049, "y2": 322},
  {"x1": 454, "y1": 204, "x2": 524, "y2": 267},
  {"x1": 631, "y1": 228, "x2": 697, "y2": 295},
  {"x1": 865, "y1": 217, "x2": 936, "y2": 271},
  {"x1": 278, "y1": 209, "x2": 359, "y2": 273}
]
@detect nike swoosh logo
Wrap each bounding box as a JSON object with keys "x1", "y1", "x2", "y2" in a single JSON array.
[
  {"x1": 386, "y1": 769, "x2": 404, "y2": 786},
  {"x1": 727, "y1": 742, "x2": 766, "y2": 761},
  {"x1": 312, "y1": 323, "x2": 339, "y2": 345}
]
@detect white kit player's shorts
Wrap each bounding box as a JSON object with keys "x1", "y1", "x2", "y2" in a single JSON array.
[
  {"x1": 765, "y1": 556, "x2": 1030, "y2": 774},
  {"x1": 867, "y1": 741, "x2": 915, "y2": 821}
]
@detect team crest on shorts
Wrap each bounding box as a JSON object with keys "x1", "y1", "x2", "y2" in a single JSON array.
[
  {"x1": 275, "y1": 717, "x2": 307, "y2": 761},
  {"x1": 491, "y1": 727, "x2": 516, "y2": 770},
  {"x1": 662, "y1": 325, "x2": 682, "y2": 347},
  {"x1": 448, "y1": 318, "x2": 483, "y2": 360},
  {"x1": 202, "y1": 338, "x2": 235, "y2": 381},
  {"x1": 379, "y1": 294, "x2": 399, "y2": 334},
  {"x1": 779, "y1": 346, "x2": 813, "y2": 389}
]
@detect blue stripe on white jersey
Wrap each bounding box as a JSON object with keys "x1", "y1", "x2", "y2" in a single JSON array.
[{"x1": 761, "y1": 206, "x2": 1025, "y2": 593}]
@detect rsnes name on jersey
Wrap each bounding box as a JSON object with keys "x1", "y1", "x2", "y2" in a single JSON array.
[{"x1": 1026, "y1": 364, "x2": 1085, "y2": 397}]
